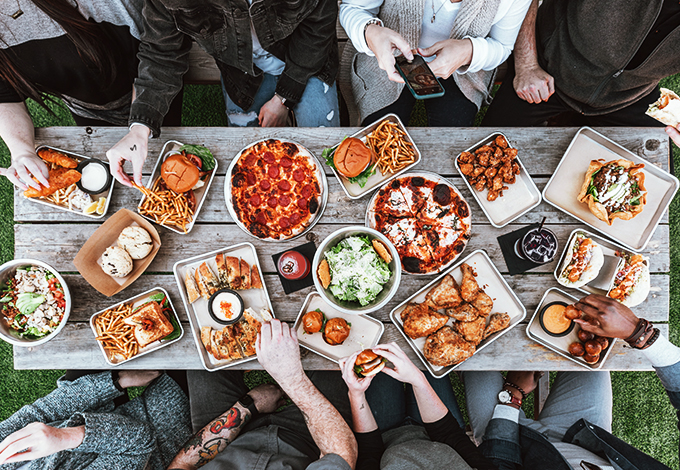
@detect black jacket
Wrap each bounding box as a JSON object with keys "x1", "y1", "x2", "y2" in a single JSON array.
[
  {"x1": 130, "y1": 0, "x2": 338, "y2": 136},
  {"x1": 536, "y1": 0, "x2": 680, "y2": 115}
]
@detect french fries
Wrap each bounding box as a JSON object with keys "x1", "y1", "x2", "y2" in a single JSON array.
[
  {"x1": 365, "y1": 120, "x2": 417, "y2": 175},
  {"x1": 44, "y1": 183, "x2": 78, "y2": 206},
  {"x1": 94, "y1": 303, "x2": 138, "y2": 362},
  {"x1": 136, "y1": 178, "x2": 194, "y2": 233}
]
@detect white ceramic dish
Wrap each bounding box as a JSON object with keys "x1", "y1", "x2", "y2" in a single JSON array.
[
  {"x1": 89, "y1": 286, "x2": 183, "y2": 366},
  {"x1": 526, "y1": 287, "x2": 616, "y2": 370},
  {"x1": 173, "y1": 243, "x2": 274, "y2": 371},
  {"x1": 455, "y1": 132, "x2": 541, "y2": 228},
  {"x1": 542, "y1": 127, "x2": 678, "y2": 252},
  {"x1": 390, "y1": 249, "x2": 526, "y2": 378},
  {"x1": 293, "y1": 292, "x2": 384, "y2": 364}
]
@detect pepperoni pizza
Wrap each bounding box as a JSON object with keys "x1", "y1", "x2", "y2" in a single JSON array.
[
  {"x1": 368, "y1": 173, "x2": 471, "y2": 274},
  {"x1": 229, "y1": 139, "x2": 324, "y2": 240}
]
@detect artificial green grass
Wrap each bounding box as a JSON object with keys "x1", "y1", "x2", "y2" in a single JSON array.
[{"x1": 1, "y1": 80, "x2": 679, "y2": 467}]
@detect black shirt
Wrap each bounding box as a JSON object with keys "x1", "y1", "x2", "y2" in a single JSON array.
[{"x1": 626, "y1": 0, "x2": 680, "y2": 69}]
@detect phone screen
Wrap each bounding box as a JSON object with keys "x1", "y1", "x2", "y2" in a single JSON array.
[{"x1": 395, "y1": 55, "x2": 444, "y2": 97}]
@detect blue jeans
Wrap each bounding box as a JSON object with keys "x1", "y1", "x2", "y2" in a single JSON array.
[
  {"x1": 222, "y1": 73, "x2": 340, "y2": 127},
  {"x1": 365, "y1": 372, "x2": 466, "y2": 432}
]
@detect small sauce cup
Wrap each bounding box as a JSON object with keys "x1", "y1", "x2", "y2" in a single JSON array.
[
  {"x1": 539, "y1": 301, "x2": 575, "y2": 337},
  {"x1": 76, "y1": 159, "x2": 112, "y2": 195},
  {"x1": 208, "y1": 288, "x2": 244, "y2": 325}
]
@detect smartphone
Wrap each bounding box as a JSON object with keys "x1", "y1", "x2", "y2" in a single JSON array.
[{"x1": 395, "y1": 54, "x2": 445, "y2": 100}]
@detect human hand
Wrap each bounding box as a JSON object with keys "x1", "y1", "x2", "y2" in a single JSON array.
[
  {"x1": 372, "y1": 342, "x2": 424, "y2": 386},
  {"x1": 514, "y1": 64, "x2": 555, "y2": 103},
  {"x1": 0, "y1": 153, "x2": 49, "y2": 191},
  {"x1": 258, "y1": 97, "x2": 290, "y2": 127},
  {"x1": 105, "y1": 125, "x2": 150, "y2": 187},
  {"x1": 247, "y1": 383, "x2": 286, "y2": 414},
  {"x1": 505, "y1": 371, "x2": 542, "y2": 396},
  {"x1": 0, "y1": 422, "x2": 84, "y2": 464},
  {"x1": 418, "y1": 39, "x2": 473, "y2": 80},
  {"x1": 666, "y1": 124, "x2": 680, "y2": 147},
  {"x1": 365, "y1": 24, "x2": 413, "y2": 83},
  {"x1": 256, "y1": 320, "x2": 305, "y2": 387},
  {"x1": 117, "y1": 370, "x2": 161, "y2": 389},
  {"x1": 339, "y1": 351, "x2": 375, "y2": 398},
  {"x1": 574, "y1": 294, "x2": 639, "y2": 339}
]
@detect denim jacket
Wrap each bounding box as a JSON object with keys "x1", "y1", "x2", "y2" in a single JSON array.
[
  {"x1": 480, "y1": 361, "x2": 680, "y2": 470},
  {"x1": 130, "y1": 0, "x2": 338, "y2": 136}
]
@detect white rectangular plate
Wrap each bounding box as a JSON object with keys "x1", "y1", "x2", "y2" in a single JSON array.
[
  {"x1": 293, "y1": 292, "x2": 384, "y2": 363},
  {"x1": 325, "y1": 114, "x2": 421, "y2": 199},
  {"x1": 89, "y1": 287, "x2": 184, "y2": 366},
  {"x1": 390, "y1": 249, "x2": 526, "y2": 378},
  {"x1": 455, "y1": 133, "x2": 541, "y2": 228},
  {"x1": 542, "y1": 127, "x2": 678, "y2": 251},
  {"x1": 172, "y1": 243, "x2": 274, "y2": 371},
  {"x1": 526, "y1": 287, "x2": 616, "y2": 370},
  {"x1": 138, "y1": 140, "x2": 218, "y2": 234}
]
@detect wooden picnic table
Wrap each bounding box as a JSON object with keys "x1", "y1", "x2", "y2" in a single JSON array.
[{"x1": 12, "y1": 126, "x2": 671, "y2": 371}]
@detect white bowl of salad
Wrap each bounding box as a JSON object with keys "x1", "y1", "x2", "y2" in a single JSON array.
[
  {"x1": 0, "y1": 259, "x2": 71, "y2": 346},
  {"x1": 313, "y1": 226, "x2": 401, "y2": 314}
]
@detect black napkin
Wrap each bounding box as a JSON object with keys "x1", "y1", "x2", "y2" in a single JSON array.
[
  {"x1": 497, "y1": 223, "x2": 545, "y2": 275},
  {"x1": 272, "y1": 241, "x2": 317, "y2": 295}
]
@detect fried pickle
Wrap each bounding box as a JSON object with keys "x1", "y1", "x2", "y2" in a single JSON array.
[{"x1": 423, "y1": 326, "x2": 475, "y2": 367}]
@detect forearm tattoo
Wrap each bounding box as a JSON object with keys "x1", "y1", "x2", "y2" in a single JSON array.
[{"x1": 178, "y1": 406, "x2": 251, "y2": 468}]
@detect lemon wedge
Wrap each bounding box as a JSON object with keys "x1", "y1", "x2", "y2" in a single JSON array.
[
  {"x1": 83, "y1": 201, "x2": 98, "y2": 215},
  {"x1": 96, "y1": 197, "x2": 106, "y2": 215}
]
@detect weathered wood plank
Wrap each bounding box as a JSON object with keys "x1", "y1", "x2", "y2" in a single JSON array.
[
  {"x1": 31, "y1": 127, "x2": 670, "y2": 179},
  {"x1": 14, "y1": 176, "x2": 670, "y2": 225},
  {"x1": 58, "y1": 273, "x2": 670, "y2": 323},
  {"x1": 15, "y1": 223, "x2": 670, "y2": 274},
  {"x1": 13, "y1": 322, "x2": 667, "y2": 371}
]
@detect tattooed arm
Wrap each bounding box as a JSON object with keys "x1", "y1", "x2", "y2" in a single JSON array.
[
  {"x1": 256, "y1": 320, "x2": 358, "y2": 469},
  {"x1": 167, "y1": 403, "x2": 250, "y2": 470}
]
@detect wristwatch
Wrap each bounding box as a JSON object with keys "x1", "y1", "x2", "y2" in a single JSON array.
[
  {"x1": 237, "y1": 394, "x2": 259, "y2": 419},
  {"x1": 274, "y1": 93, "x2": 291, "y2": 109},
  {"x1": 498, "y1": 388, "x2": 522, "y2": 407}
]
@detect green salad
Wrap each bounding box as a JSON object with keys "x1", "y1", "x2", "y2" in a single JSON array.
[{"x1": 325, "y1": 236, "x2": 391, "y2": 306}]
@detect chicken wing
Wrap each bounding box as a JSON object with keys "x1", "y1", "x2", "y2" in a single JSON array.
[
  {"x1": 423, "y1": 326, "x2": 476, "y2": 367},
  {"x1": 459, "y1": 162, "x2": 474, "y2": 176},
  {"x1": 483, "y1": 312, "x2": 511, "y2": 340},
  {"x1": 446, "y1": 302, "x2": 479, "y2": 322},
  {"x1": 454, "y1": 316, "x2": 486, "y2": 345},
  {"x1": 425, "y1": 274, "x2": 464, "y2": 310},
  {"x1": 471, "y1": 291, "x2": 493, "y2": 316},
  {"x1": 37, "y1": 148, "x2": 78, "y2": 169},
  {"x1": 495, "y1": 135, "x2": 509, "y2": 149},
  {"x1": 458, "y1": 151, "x2": 474, "y2": 164},
  {"x1": 24, "y1": 167, "x2": 81, "y2": 198},
  {"x1": 459, "y1": 263, "x2": 480, "y2": 302},
  {"x1": 403, "y1": 303, "x2": 450, "y2": 339}
]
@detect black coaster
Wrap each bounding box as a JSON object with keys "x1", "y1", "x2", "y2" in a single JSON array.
[
  {"x1": 497, "y1": 223, "x2": 544, "y2": 275},
  {"x1": 272, "y1": 241, "x2": 317, "y2": 295}
]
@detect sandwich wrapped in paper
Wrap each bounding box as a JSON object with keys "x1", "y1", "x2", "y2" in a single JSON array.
[
  {"x1": 646, "y1": 88, "x2": 680, "y2": 127},
  {"x1": 607, "y1": 253, "x2": 650, "y2": 307},
  {"x1": 577, "y1": 159, "x2": 646, "y2": 225},
  {"x1": 557, "y1": 234, "x2": 604, "y2": 288}
]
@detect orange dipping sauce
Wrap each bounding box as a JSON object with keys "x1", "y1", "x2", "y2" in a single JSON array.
[{"x1": 542, "y1": 304, "x2": 572, "y2": 335}]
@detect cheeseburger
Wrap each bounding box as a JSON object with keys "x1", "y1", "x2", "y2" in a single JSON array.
[
  {"x1": 160, "y1": 152, "x2": 202, "y2": 193},
  {"x1": 333, "y1": 137, "x2": 374, "y2": 179},
  {"x1": 323, "y1": 317, "x2": 351, "y2": 345},
  {"x1": 354, "y1": 349, "x2": 386, "y2": 377}
]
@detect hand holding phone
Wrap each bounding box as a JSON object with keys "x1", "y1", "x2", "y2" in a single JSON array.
[{"x1": 395, "y1": 54, "x2": 445, "y2": 100}]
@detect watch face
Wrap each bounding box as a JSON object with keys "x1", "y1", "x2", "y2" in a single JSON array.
[{"x1": 498, "y1": 390, "x2": 511, "y2": 403}]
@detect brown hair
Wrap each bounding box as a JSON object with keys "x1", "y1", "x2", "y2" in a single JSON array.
[{"x1": 0, "y1": 0, "x2": 118, "y2": 109}]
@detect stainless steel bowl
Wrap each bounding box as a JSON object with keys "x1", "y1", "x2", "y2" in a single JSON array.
[
  {"x1": 0, "y1": 259, "x2": 71, "y2": 347},
  {"x1": 312, "y1": 227, "x2": 401, "y2": 315}
]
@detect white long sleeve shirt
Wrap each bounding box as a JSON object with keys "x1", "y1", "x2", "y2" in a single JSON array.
[{"x1": 339, "y1": 0, "x2": 532, "y2": 74}]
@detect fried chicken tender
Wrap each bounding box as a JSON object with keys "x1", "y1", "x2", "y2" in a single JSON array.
[
  {"x1": 37, "y1": 148, "x2": 78, "y2": 168},
  {"x1": 425, "y1": 274, "x2": 463, "y2": 310},
  {"x1": 455, "y1": 316, "x2": 486, "y2": 344},
  {"x1": 446, "y1": 302, "x2": 479, "y2": 322},
  {"x1": 460, "y1": 263, "x2": 480, "y2": 302},
  {"x1": 24, "y1": 167, "x2": 81, "y2": 198},
  {"x1": 402, "y1": 303, "x2": 450, "y2": 339},
  {"x1": 470, "y1": 291, "x2": 493, "y2": 316},
  {"x1": 424, "y1": 326, "x2": 476, "y2": 367},
  {"x1": 483, "y1": 312, "x2": 511, "y2": 340}
]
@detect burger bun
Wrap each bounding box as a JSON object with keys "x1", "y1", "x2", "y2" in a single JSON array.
[
  {"x1": 161, "y1": 153, "x2": 200, "y2": 193},
  {"x1": 354, "y1": 349, "x2": 386, "y2": 377},
  {"x1": 333, "y1": 137, "x2": 374, "y2": 178}
]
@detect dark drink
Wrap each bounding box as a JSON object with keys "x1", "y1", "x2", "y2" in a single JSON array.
[
  {"x1": 515, "y1": 228, "x2": 558, "y2": 264},
  {"x1": 277, "y1": 250, "x2": 311, "y2": 280}
]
